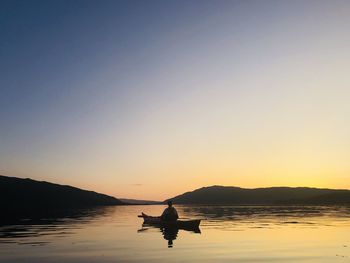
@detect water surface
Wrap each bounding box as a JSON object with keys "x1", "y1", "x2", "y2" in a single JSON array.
[{"x1": 1, "y1": 205, "x2": 350, "y2": 262}]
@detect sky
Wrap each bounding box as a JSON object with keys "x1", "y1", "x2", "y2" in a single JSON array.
[{"x1": 1, "y1": 0, "x2": 349, "y2": 200}]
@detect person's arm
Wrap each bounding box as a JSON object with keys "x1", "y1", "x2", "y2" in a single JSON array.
[
  {"x1": 161, "y1": 208, "x2": 168, "y2": 218},
  {"x1": 174, "y1": 208, "x2": 179, "y2": 220}
]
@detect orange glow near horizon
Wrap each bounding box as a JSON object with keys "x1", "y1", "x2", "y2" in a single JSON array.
[{"x1": 1, "y1": 1, "x2": 350, "y2": 201}]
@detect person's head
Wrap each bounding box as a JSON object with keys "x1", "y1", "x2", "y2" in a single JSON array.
[{"x1": 167, "y1": 200, "x2": 173, "y2": 207}]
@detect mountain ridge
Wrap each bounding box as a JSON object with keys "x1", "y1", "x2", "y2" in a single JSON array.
[
  {"x1": 166, "y1": 185, "x2": 350, "y2": 205},
  {"x1": 0, "y1": 175, "x2": 124, "y2": 214}
]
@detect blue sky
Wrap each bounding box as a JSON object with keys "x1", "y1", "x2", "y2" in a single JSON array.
[{"x1": 1, "y1": 0, "x2": 349, "y2": 199}]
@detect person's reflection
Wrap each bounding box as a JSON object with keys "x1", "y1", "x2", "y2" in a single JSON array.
[
  {"x1": 161, "y1": 227, "x2": 179, "y2": 248},
  {"x1": 138, "y1": 224, "x2": 200, "y2": 248}
]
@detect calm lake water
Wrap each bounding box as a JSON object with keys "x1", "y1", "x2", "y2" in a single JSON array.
[{"x1": 1, "y1": 205, "x2": 350, "y2": 262}]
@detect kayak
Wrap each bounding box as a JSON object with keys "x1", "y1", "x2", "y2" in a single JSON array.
[{"x1": 139, "y1": 212, "x2": 201, "y2": 230}]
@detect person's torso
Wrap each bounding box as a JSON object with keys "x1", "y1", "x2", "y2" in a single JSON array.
[{"x1": 164, "y1": 207, "x2": 177, "y2": 215}]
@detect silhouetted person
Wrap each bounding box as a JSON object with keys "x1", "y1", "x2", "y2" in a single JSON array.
[{"x1": 161, "y1": 200, "x2": 178, "y2": 221}]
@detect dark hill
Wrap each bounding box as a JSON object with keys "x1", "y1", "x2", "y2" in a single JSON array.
[
  {"x1": 0, "y1": 175, "x2": 123, "y2": 214},
  {"x1": 166, "y1": 185, "x2": 350, "y2": 205}
]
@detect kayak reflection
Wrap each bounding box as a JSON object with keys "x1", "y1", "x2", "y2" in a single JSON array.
[
  {"x1": 138, "y1": 224, "x2": 200, "y2": 248},
  {"x1": 138, "y1": 212, "x2": 201, "y2": 248}
]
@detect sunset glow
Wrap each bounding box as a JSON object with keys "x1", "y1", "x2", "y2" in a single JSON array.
[{"x1": 1, "y1": 0, "x2": 349, "y2": 200}]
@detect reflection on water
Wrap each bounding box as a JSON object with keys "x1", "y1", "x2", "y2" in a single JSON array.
[
  {"x1": 1, "y1": 205, "x2": 350, "y2": 262},
  {"x1": 161, "y1": 227, "x2": 178, "y2": 248},
  {"x1": 182, "y1": 205, "x2": 350, "y2": 230},
  {"x1": 138, "y1": 225, "x2": 180, "y2": 248},
  {"x1": 138, "y1": 222, "x2": 201, "y2": 248},
  {"x1": 0, "y1": 207, "x2": 113, "y2": 244}
]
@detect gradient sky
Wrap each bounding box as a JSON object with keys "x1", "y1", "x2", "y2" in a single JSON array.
[{"x1": 1, "y1": 0, "x2": 349, "y2": 200}]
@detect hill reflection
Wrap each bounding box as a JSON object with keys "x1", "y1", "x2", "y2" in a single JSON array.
[
  {"x1": 179, "y1": 205, "x2": 350, "y2": 230},
  {"x1": 0, "y1": 206, "x2": 114, "y2": 244}
]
